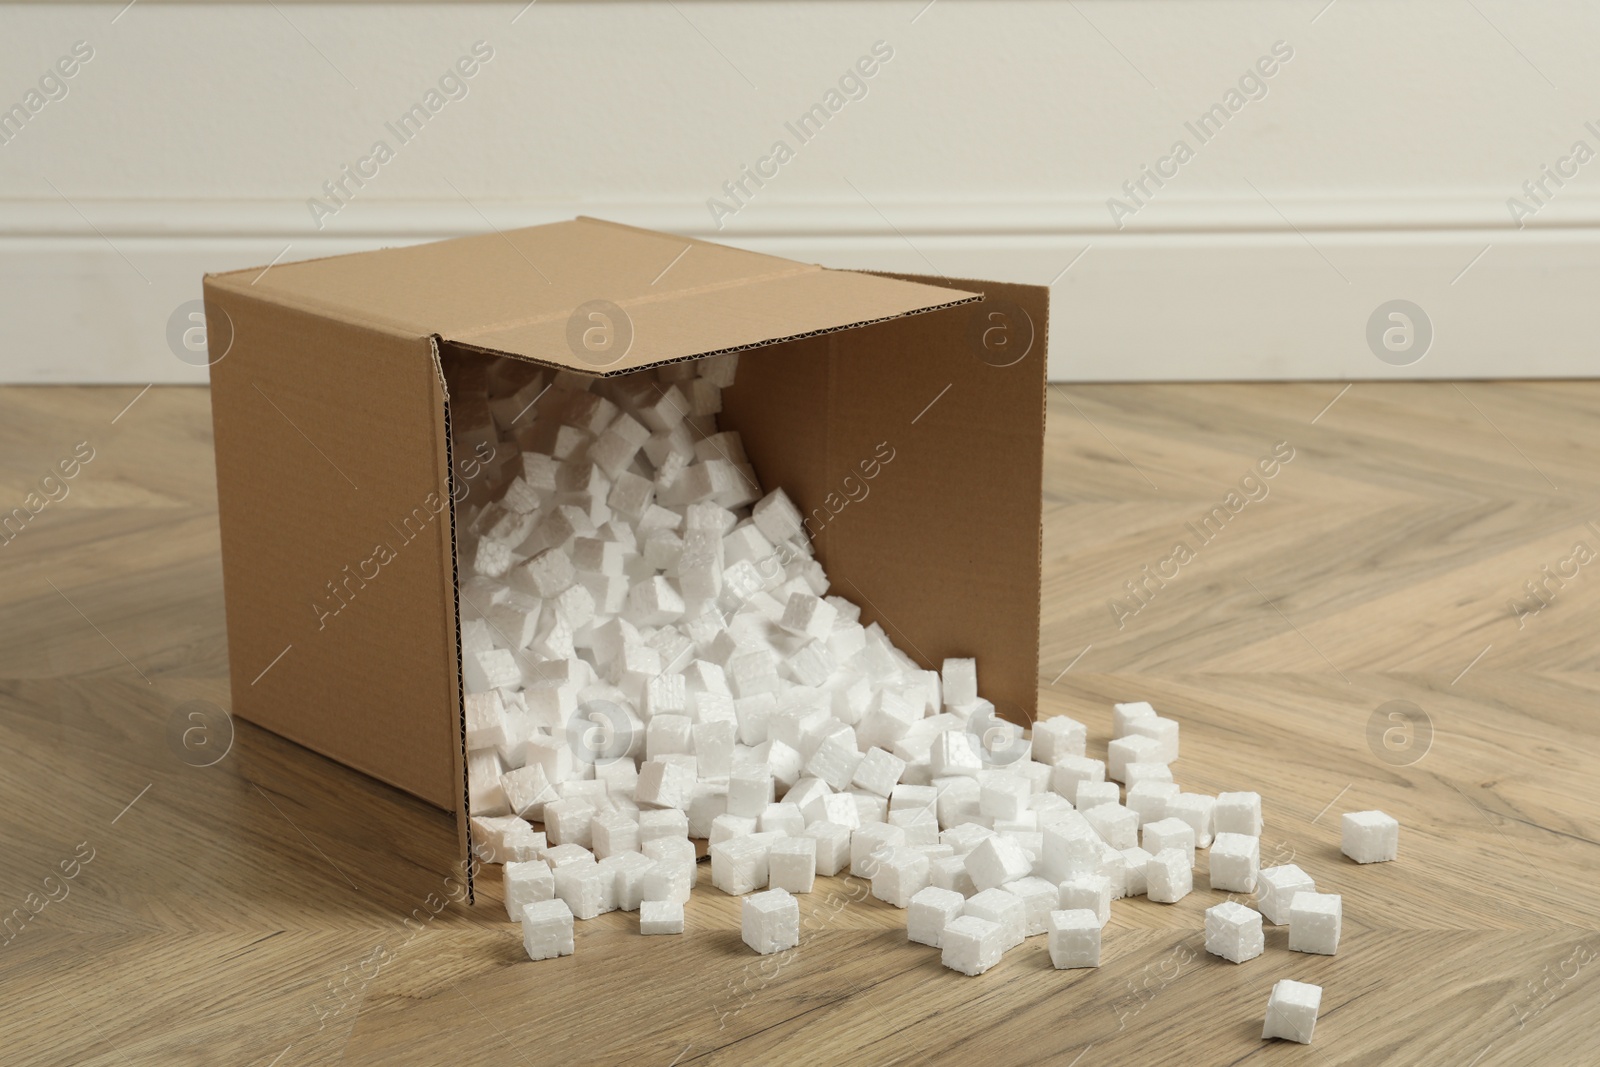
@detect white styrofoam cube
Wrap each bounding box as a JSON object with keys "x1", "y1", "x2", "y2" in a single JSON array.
[
  {"x1": 1084, "y1": 804, "x2": 1139, "y2": 850},
  {"x1": 1263, "y1": 979, "x2": 1322, "y2": 1043},
  {"x1": 935, "y1": 776, "x2": 982, "y2": 828},
  {"x1": 712, "y1": 834, "x2": 777, "y2": 896},
  {"x1": 1204, "y1": 901, "x2": 1265, "y2": 963},
  {"x1": 940, "y1": 657, "x2": 978, "y2": 707},
  {"x1": 1146, "y1": 848, "x2": 1193, "y2": 904},
  {"x1": 1166, "y1": 793, "x2": 1216, "y2": 848},
  {"x1": 1030, "y1": 716, "x2": 1086, "y2": 765},
  {"x1": 979, "y1": 774, "x2": 1032, "y2": 821},
  {"x1": 1209, "y1": 832, "x2": 1261, "y2": 893},
  {"x1": 1107, "y1": 735, "x2": 1163, "y2": 783},
  {"x1": 1070, "y1": 782, "x2": 1115, "y2": 814},
  {"x1": 908, "y1": 885, "x2": 967, "y2": 947},
  {"x1": 1256, "y1": 864, "x2": 1315, "y2": 925},
  {"x1": 964, "y1": 835, "x2": 1033, "y2": 892},
  {"x1": 779, "y1": 592, "x2": 838, "y2": 641},
  {"x1": 521, "y1": 898, "x2": 575, "y2": 961},
  {"x1": 637, "y1": 808, "x2": 689, "y2": 845},
  {"x1": 1120, "y1": 846, "x2": 1152, "y2": 897},
  {"x1": 741, "y1": 887, "x2": 800, "y2": 954},
  {"x1": 610, "y1": 851, "x2": 654, "y2": 912},
  {"x1": 1126, "y1": 715, "x2": 1179, "y2": 763},
  {"x1": 888, "y1": 807, "x2": 940, "y2": 847},
  {"x1": 727, "y1": 767, "x2": 775, "y2": 817},
  {"x1": 1058, "y1": 875, "x2": 1111, "y2": 926},
  {"x1": 1111, "y1": 701, "x2": 1157, "y2": 737},
  {"x1": 1040, "y1": 821, "x2": 1101, "y2": 883},
  {"x1": 641, "y1": 858, "x2": 693, "y2": 904},
  {"x1": 710, "y1": 814, "x2": 757, "y2": 845},
  {"x1": 554, "y1": 862, "x2": 610, "y2": 920},
  {"x1": 768, "y1": 836, "x2": 817, "y2": 893},
  {"x1": 871, "y1": 847, "x2": 932, "y2": 908},
  {"x1": 636, "y1": 759, "x2": 696, "y2": 810},
  {"x1": 851, "y1": 823, "x2": 907, "y2": 879},
  {"x1": 1050, "y1": 756, "x2": 1105, "y2": 800},
  {"x1": 1215, "y1": 791, "x2": 1263, "y2": 836},
  {"x1": 929, "y1": 732, "x2": 985, "y2": 778},
  {"x1": 941, "y1": 915, "x2": 1004, "y2": 976},
  {"x1": 930, "y1": 855, "x2": 977, "y2": 897},
  {"x1": 504, "y1": 860, "x2": 555, "y2": 921},
  {"x1": 639, "y1": 898, "x2": 684, "y2": 935},
  {"x1": 543, "y1": 843, "x2": 595, "y2": 870},
  {"x1": 1288, "y1": 891, "x2": 1342, "y2": 955},
  {"x1": 592, "y1": 810, "x2": 640, "y2": 859},
  {"x1": 1141, "y1": 818, "x2": 1196, "y2": 869},
  {"x1": 1341, "y1": 809, "x2": 1399, "y2": 864},
  {"x1": 963, "y1": 888, "x2": 1026, "y2": 950},
  {"x1": 1002, "y1": 876, "x2": 1059, "y2": 937},
  {"x1": 803, "y1": 822, "x2": 852, "y2": 876},
  {"x1": 759, "y1": 802, "x2": 806, "y2": 837},
  {"x1": 852, "y1": 747, "x2": 907, "y2": 798},
  {"x1": 1126, "y1": 781, "x2": 1180, "y2": 827},
  {"x1": 1123, "y1": 762, "x2": 1173, "y2": 789},
  {"x1": 1046, "y1": 909, "x2": 1101, "y2": 969}
]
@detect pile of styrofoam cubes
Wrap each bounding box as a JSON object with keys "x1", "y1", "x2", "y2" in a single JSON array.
[{"x1": 456, "y1": 352, "x2": 1400, "y2": 1047}]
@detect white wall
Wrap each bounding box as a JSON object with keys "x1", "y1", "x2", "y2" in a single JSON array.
[{"x1": 5, "y1": 1, "x2": 1600, "y2": 383}]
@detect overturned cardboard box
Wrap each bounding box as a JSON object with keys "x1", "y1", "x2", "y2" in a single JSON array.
[{"x1": 204, "y1": 217, "x2": 1046, "y2": 895}]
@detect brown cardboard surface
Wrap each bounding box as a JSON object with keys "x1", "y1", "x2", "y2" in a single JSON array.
[
  {"x1": 722, "y1": 277, "x2": 1048, "y2": 728},
  {"x1": 205, "y1": 285, "x2": 462, "y2": 809},
  {"x1": 209, "y1": 218, "x2": 977, "y2": 376},
  {"x1": 205, "y1": 221, "x2": 1039, "y2": 891}
]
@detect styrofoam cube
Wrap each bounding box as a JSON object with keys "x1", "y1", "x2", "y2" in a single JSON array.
[
  {"x1": 1030, "y1": 716, "x2": 1087, "y2": 765},
  {"x1": 1125, "y1": 781, "x2": 1179, "y2": 827},
  {"x1": 1120, "y1": 846, "x2": 1152, "y2": 896},
  {"x1": 1146, "y1": 848, "x2": 1193, "y2": 904},
  {"x1": 965, "y1": 835, "x2": 1033, "y2": 892},
  {"x1": 1341, "y1": 809, "x2": 1399, "y2": 864},
  {"x1": 712, "y1": 834, "x2": 776, "y2": 895},
  {"x1": 521, "y1": 898, "x2": 575, "y2": 961},
  {"x1": 803, "y1": 822, "x2": 852, "y2": 876},
  {"x1": 1084, "y1": 803, "x2": 1139, "y2": 850},
  {"x1": 1256, "y1": 864, "x2": 1315, "y2": 925},
  {"x1": 1040, "y1": 821, "x2": 1101, "y2": 883},
  {"x1": 963, "y1": 888, "x2": 1026, "y2": 950},
  {"x1": 851, "y1": 822, "x2": 907, "y2": 879},
  {"x1": 1075, "y1": 781, "x2": 1120, "y2": 812},
  {"x1": 1141, "y1": 817, "x2": 1196, "y2": 868},
  {"x1": 592, "y1": 810, "x2": 640, "y2": 858},
  {"x1": 1050, "y1": 756, "x2": 1105, "y2": 800},
  {"x1": 1126, "y1": 715, "x2": 1179, "y2": 763},
  {"x1": 1263, "y1": 979, "x2": 1322, "y2": 1043},
  {"x1": 741, "y1": 887, "x2": 800, "y2": 954},
  {"x1": 780, "y1": 592, "x2": 837, "y2": 640},
  {"x1": 940, "y1": 657, "x2": 978, "y2": 707},
  {"x1": 543, "y1": 843, "x2": 595, "y2": 870},
  {"x1": 852, "y1": 747, "x2": 907, "y2": 798},
  {"x1": 711, "y1": 813, "x2": 756, "y2": 845},
  {"x1": 929, "y1": 732, "x2": 984, "y2": 778},
  {"x1": 1058, "y1": 875, "x2": 1111, "y2": 926},
  {"x1": 1209, "y1": 832, "x2": 1261, "y2": 893},
  {"x1": 637, "y1": 808, "x2": 689, "y2": 845},
  {"x1": 1003, "y1": 876, "x2": 1059, "y2": 936},
  {"x1": 610, "y1": 851, "x2": 654, "y2": 911},
  {"x1": 872, "y1": 847, "x2": 932, "y2": 908},
  {"x1": 759, "y1": 802, "x2": 806, "y2": 837},
  {"x1": 1123, "y1": 762, "x2": 1173, "y2": 788},
  {"x1": 554, "y1": 862, "x2": 610, "y2": 920},
  {"x1": 1215, "y1": 791, "x2": 1263, "y2": 836},
  {"x1": 1205, "y1": 901, "x2": 1265, "y2": 963},
  {"x1": 639, "y1": 898, "x2": 684, "y2": 935},
  {"x1": 979, "y1": 774, "x2": 1031, "y2": 821},
  {"x1": 727, "y1": 767, "x2": 775, "y2": 817},
  {"x1": 930, "y1": 854, "x2": 977, "y2": 896},
  {"x1": 888, "y1": 807, "x2": 940, "y2": 847},
  {"x1": 641, "y1": 858, "x2": 693, "y2": 904},
  {"x1": 908, "y1": 885, "x2": 967, "y2": 947},
  {"x1": 1107, "y1": 735, "x2": 1163, "y2": 783},
  {"x1": 941, "y1": 915, "x2": 1004, "y2": 975},
  {"x1": 504, "y1": 860, "x2": 555, "y2": 921},
  {"x1": 636, "y1": 759, "x2": 696, "y2": 810},
  {"x1": 1111, "y1": 701, "x2": 1156, "y2": 737},
  {"x1": 769, "y1": 836, "x2": 817, "y2": 893},
  {"x1": 1166, "y1": 793, "x2": 1216, "y2": 848},
  {"x1": 1046, "y1": 909, "x2": 1101, "y2": 969},
  {"x1": 1288, "y1": 891, "x2": 1342, "y2": 955}
]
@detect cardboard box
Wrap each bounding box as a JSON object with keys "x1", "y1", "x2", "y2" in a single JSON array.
[{"x1": 204, "y1": 217, "x2": 1046, "y2": 896}]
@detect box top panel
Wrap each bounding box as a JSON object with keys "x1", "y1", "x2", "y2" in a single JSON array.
[{"x1": 210, "y1": 217, "x2": 981, "y2": 375}]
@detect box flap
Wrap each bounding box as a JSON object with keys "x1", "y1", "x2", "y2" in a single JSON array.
[{"x1": 209, "y1": 217, "x2": 980, "y2": 375}]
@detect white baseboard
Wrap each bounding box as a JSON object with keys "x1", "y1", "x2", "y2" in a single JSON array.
[{"x1": 5, "y1": 196, "x2": 1597, "y2": 383}]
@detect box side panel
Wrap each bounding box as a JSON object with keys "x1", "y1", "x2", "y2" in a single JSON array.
[
  {"x1": 825, "y1": 278, "x2": 1048, "y2": 727},
  {"x1": 205, "y1": 283, "x2": 461, "y2": 809}
]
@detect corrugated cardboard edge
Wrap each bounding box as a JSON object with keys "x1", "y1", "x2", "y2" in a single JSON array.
[{"x1": 431, "y1": 338, "x2": 474, "y2": 904}]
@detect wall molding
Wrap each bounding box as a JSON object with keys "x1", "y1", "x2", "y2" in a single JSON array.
[{"x1": 7, "y1": 195, "x2": 1600, "y2": 384}]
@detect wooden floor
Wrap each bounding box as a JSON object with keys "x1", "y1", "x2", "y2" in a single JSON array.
[{"x1": 2, "y1": 382, "x2": 1597, "y2": 1067}]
